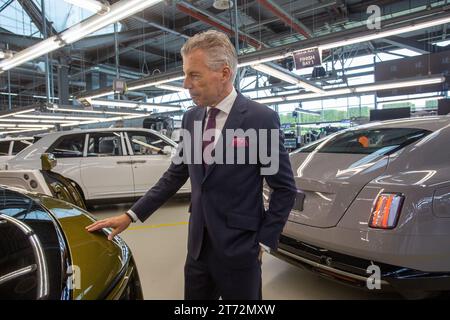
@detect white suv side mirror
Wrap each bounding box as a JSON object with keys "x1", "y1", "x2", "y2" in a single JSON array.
[{"x1": 163, "y1": 145, "x2": 173, "y2": 156}]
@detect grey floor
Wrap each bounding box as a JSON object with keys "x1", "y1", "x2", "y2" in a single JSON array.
[{"x1": 91, "y1": 199, "x2": 402, "y2": 300}]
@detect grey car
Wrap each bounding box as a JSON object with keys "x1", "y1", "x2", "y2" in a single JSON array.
[{"x1": 265, "y1": 116, "x2": 450, "y2": 298}]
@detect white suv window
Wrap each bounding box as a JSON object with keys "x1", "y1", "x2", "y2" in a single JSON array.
[
  {"x1": 0, "y1": 141, "x2": 10, "y2": 156},
  {"x1": 127, "y1": 131, "x2": 171, "y2": 156},
  {"x1": 12, "y1": 140, "x2": 32, "y2": 155},
  {"x1": 47, "y1": 134, "x2": 85, "y2": 158},
  {"x1": 87, "y1": 132, "x2": 123, "y2": 157}
]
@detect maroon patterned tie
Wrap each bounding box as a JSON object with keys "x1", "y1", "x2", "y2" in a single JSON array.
[{"x1": 202, "y1": 107, "x2": 221, "y2": 167}]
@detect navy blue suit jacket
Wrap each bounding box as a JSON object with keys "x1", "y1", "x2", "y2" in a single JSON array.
[{"x1": 131, "y1": 93, "x2": 296, "y2": 268}]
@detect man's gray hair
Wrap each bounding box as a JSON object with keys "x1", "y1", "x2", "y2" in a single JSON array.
[{"x1": 181, "y1": 30, "x2": 238, "y2": 83}]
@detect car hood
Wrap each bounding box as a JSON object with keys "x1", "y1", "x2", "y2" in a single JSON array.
[{"x1": 37, "y1": 195, "x2": 130, "y2": 300}]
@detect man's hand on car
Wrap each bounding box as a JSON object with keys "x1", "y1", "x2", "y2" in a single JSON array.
[{"x1": 86, "y1": 213, "x2": 132, "y2": 240}]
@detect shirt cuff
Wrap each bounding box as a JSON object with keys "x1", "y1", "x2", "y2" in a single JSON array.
[
  {"x1": 126, "y1": 209, "x2": 138, "y2": 223},
  {"x1": 259, "y1": 242, "x2": 271, "y2": 253}
]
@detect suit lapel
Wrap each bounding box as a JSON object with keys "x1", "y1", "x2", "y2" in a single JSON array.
[
  {"x1": 202, "y1": 93, "x2": 248, "y2": 183},
  {"x1": 190, "y1": 107, "x2": 206, "y2": 181}
]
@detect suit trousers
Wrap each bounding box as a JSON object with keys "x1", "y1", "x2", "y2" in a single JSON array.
[{"x1": 184, "y1": 228, "x2": 262, "y2": 300}]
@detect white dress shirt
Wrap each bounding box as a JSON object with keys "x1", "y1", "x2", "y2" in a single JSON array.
[{"x1": 205, "y1": 87, "x2": 237, "y2": 147}]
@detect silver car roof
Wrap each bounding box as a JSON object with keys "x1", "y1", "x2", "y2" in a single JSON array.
[{"x1": 351, "y1": 116, "x2": 450, "y2": 132}]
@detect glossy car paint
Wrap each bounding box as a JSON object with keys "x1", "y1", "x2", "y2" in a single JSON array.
[
  {"x1": 0, "y1": 186, "x2": 142, "y2": 300},
  {"x1": 280, "y1": 116, "x2": 450, "y2": 274}
]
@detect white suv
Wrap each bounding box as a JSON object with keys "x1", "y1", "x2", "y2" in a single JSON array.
[
  {"x1": 6, "y1": 128, "x2": 190, "y2": 205},
  {"x1": 0, "y1": 137, "x2": 34, "y2": 170}
]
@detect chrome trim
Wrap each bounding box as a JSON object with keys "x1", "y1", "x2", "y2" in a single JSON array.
[
  {"x1": 277, "y1": 248, "x2": 390, "y2": 285},
  {"x1": 0, "y1": 214, "x2": 50, "y2": 299},
  {"x1": 0, "y1": 265, "x2": 37, "y2": 285}
]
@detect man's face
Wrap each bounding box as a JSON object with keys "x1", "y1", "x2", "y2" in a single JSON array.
[{"x1": 183, "y1": 49, "x2": 230, "y2": 107}]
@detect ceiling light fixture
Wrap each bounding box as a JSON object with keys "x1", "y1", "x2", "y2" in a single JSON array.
[
  {"x1": 127, "y1": 76, "x2": 186, "y2": 92},
  {"x1": 255, "y1": 75, "x2": 445, "y2": 104},
  {"x1": 156, "y1": 84, "x2": 188, "y2": 93},
  {"x1": 60, "y1": 114, "x2": 150, "y2": 128},
  {"x1": 251, "y1": 63, "x2": 325, "y2": 94},
  {"x1": 319, "y1": 15, "x2": 450, "y2": 51},
  {"x1": 0, "y1": 0, "x2": 163, "y2": 72},
  {"x1": 89, "y1": 99, "x2": 181, "y2": 111},
  {"x1": 0, "y1": 108, "x2": 35, "y2": 119},
  {"x1": 63, "y1": 0, "x2": 110, "y2": 14},
  {"x1": 213, "y1": 0, "x2": 234, "y2": 10},
  {"x1": 76, "y1": 10, "x2": 450, "y2": 99},
  {"x1": 14, "y1": 114, "x2": 106, "y2": 121}
]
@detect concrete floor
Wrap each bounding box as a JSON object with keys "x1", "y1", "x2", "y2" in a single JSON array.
[{"x1": 91, "y1": 199, "x2": 402, "y2": 300}]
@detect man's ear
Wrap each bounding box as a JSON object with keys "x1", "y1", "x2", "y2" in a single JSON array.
[{"x1": 222, "y1": 66, "x2": 232, "y2": 82}]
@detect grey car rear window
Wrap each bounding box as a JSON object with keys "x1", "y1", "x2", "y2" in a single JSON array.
[{"x1": 318, "y1": 128, "x2": 430, "y2": 155}]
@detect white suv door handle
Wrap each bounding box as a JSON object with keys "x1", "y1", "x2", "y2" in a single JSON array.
[{"x1": 116, "y1": 161, "x2": 133, "y2": 164}]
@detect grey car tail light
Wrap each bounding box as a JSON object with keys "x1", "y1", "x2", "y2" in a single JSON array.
[{"x1": 369, "y1": 193, "x2": 404, "y2": 229}]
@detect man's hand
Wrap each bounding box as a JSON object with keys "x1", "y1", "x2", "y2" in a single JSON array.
[
  {"x1": 85, "y1": 213, "x2": 132, "y2": 241},
  {"x1": 258, "y1": 246, "x2": 264, "y2": 262}
]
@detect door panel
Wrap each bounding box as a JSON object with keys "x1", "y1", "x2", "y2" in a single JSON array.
[
  {"x1": 125, "y1": 131, "x2": 190, "y2": 196},
  {"x1": 80, "y1": 132, "x2": 133, "y2": 200}
]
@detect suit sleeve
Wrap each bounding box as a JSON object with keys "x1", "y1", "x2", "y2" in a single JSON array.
[
  {"x1": 130, "y1": 114, "x2": 190, "y2": 222},
  {"x1": 258, "y1": 111, "x2": 297, "y2": 250}
]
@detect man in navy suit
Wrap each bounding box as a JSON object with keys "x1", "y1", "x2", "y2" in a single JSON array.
[{"x1": 87, "y1": 30, "x2": 297, "y2": 300}]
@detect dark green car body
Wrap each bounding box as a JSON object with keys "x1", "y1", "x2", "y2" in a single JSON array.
[{"x1": 0, "y1": 186, "x2": 143, "y2": 300}]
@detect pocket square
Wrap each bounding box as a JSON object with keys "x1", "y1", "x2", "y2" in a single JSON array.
[{"x1": 232, "y1": 137, "x2": 249, "y2": 147}]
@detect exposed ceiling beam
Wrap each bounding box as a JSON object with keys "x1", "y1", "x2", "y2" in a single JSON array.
[
  {"x1": 382, "y1": 35, "x2": 444, "y2": 54},
  {"x1": 89, "y1": 35, "x2": 180, "y2": 64},
  {"x1": 256, "y1": 0, "x2": 312, "y2": 39},
  {"x1": 176, "y1": 1, "x2": 267, "y2": 49},
  {"x1": 0, "y1": 0, "x2": 14, "y2": 13},
  {"x1": 16, "y1": 0, "x2": 58, "y2": 36},
  {"x1": 131, "y1": 16, "x2": 190, "y2": 40}
]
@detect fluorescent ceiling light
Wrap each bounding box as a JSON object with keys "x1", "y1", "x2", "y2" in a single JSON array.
[
  {"x1": 0, "y1": 124, "x2": 54, "y2": 129},
  {"x1": 256, "y1": 97, "x2": 285, "y2": 104},
  {"x1": 252, "y1": 64, "x2": 325, "y2": 94},
  {"x1": 128, "y1": 76, "x2": 186, "y2": 91},
  {"x1": 64, "y1": 0, "x2": 110, "y2": 14},
  {"x1": 353, "y1": 76, "x2": 445, "y2": 93},
  {"x1": 0, "y1": 0, "x2": 162, "y2": 72},
  {"x1": 0, "y1": 38, "x2": 60, "y2": 72},
  {"x1": 255, "y1": 75, "x2": 445, "y2": 103},
  {"x1": 60, "y1": 114, "x2": 150, "y2": 128},
  {"x1": 15, "y1": 114, "x2": 105, "y2": 121},
  {"x1": 84, "y1": 91, "x2": 115, "y2": 100},
  {"x1": 380, "y1": 96, "x2": 444, "y2": 105},
  {"x1": 238, "y1": 54, "x2": 289, "y2": 68},
  {"x1": 156, "y1": 84, "x2": 188, "y2": 93},
  {"x1": 61, "y1": 0, "x2": 162, "y2": 44},
  {"x1": 77, "y1": 12, "x2": 450, "y2": 99},
  {"x1": 319, "y1": 16, "x2": 450, "y2": 51},
  {"x1": 0, "y1": 108, "x2": 35, "y2": 119},
  {"x1": 46, "y1": 106, "x2": 149, "y2": 116},
  {"x1": 90, "y1": 99, "x2": 181, "y2": 111},
  {"x1": 0, "y1": 50, "x2": 13, "y2": 60}
]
